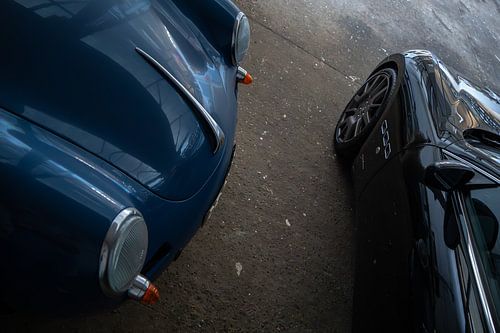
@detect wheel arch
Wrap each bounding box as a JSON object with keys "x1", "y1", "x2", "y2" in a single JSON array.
[{"x1": 369, "y1": 54, "x2": 406, "y2": 82}]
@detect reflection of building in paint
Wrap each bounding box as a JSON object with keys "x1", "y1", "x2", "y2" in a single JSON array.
[
  {"x1": 438, "y1": 61, "x2": 500, "y2": 133},
  {"x1": 22, "y1": 105, "x2": 164, "y2": 187},
  {"x1": 17, "y1": 0, "x2": 219, "y2": 159},
  {"x1": 16, "y1": 0, "x2": 86, "y2": 18},
  {"x1": 15, "y1": 0, "x2": 150, "y2": 20},
  {"x1": 462, "y1": 92, "x2": 500, "y2": 132},
  {"x1": 0, "y1": 111, "x2": 123, "y2": 211},
  {"x1": 6, "y1": 0, "x2": 231, "y2": 196},
  {"x1": 483, "y1": 87, "x2": 500, "y2": 105}
]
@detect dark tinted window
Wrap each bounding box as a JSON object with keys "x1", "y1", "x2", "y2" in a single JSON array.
[{"x1": 466, "y1": 187, "x2": 500, "y2": 314}]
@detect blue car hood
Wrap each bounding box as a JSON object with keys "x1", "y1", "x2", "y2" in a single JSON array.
[{"x1": 0, "y1": 1, "x2": 237, "y2": 201}]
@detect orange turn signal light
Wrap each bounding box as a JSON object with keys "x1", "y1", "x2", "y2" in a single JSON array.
[
  {"x1": 242, "y1": 73, "x2": 253, "y2": 85},
  {"x1": 128, "y1": 275, "x2": 160, "y2": 305},
  {"x1": 141, "y1": 283, "x2": 160, "y2": 305},
  {"x1": 237, "y1": 66, "x2": 253, "y2": 85}
]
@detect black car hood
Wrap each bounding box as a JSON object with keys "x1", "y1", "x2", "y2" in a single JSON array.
[
  {"x1": 436, "y1": 60, "x2": 500, "y2": 137},
  {"x1": 0, "y1": 0, "x2": 237, "y2": 201},
  {"x1": 434, "y1": 59, "x2": 500, "y2": 172}
]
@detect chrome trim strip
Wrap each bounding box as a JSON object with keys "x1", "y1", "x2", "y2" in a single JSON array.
[
  {"x1": 455, "y1": 194, "x2": 497, "y2": 332},
  {"x1": 135, "y1": 47, "x2": 225, "y2": 154},
  {"x1": 231, "y1": 12, "x2": 246, "y2": 65},
  {"x1": 443, "y1": 150, "x2": 500, "y2": 184},
  {"x1": 236, "y1": 66, "x2": 247, "y2": 80},
  {"x1": 127, "y1": 274, "x2": 150, "y2": 300}
]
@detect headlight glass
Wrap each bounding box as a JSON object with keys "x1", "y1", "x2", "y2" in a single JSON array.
[
  {"x1": 232, "y1": 13, "x2": 251, "y2": 65},
  {"x1": 100, "y1": 208, "x2": 148, "y2": 296}
]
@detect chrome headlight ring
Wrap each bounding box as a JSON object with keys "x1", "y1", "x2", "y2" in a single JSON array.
[
  {"x1": 99, "y1": 208, "x2": 148, "y2": 297},
  {"x1": 232, "y1": 12, "x2": 251, "y2": 65}
]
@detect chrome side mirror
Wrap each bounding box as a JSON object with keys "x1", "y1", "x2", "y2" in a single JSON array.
[{"x1": 423, "y1": 161, "x2": 475, "y2": 192}]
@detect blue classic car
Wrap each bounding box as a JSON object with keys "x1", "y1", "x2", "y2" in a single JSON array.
[{"x1": 0, "y1": 0, "x2": 251, "y2": 313}]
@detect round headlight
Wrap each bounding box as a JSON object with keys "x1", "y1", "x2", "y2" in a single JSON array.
[
  {"x1": 99, "y1": 208, "x2": 148, "y2": 296},
  {"x1": 232, "y1": 12, "x2": 251, "y2": 65}
]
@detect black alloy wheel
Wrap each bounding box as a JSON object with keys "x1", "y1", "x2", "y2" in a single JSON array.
[{"x1": 334, "y1": 68, "x2": 397, "y2": 159}]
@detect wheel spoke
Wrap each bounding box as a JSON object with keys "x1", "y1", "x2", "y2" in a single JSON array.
[
  {"x1": 373, "y1": 75, "x2": 385, "y2": 88},
  {"x1": 343, "y1": 125, "x2": 353, "y2": 140},
  {"x1": 363, "y1": 82, "x2": 370, "y2": 95},
  {"x1": 345, "y1": 108, "x2": 358, "y2": 116},
  {"x1": 363, "y1": 112, "x2": 371, "y2": 125},
  {"x1": 370, "y1": 78, "x2": 386, "y2": 96},
  {"x1": 337, "y1": 118, "x2": 348, "y2": 139},
  {"x1": 363, "y1": 77, "x2": 377, "y2": 95},
  {"x1": 354, "y1": 117, "x2": 363, "y2": 136},
  {"x1": 371, "y1": 86, "x2": 388, "y2": 101},
  {"x1": 344, "y1": 117, "x2": 357, "y2": 140},
  {"x1": 338, "y1": 118, "x2": 348, "y2": 130}
]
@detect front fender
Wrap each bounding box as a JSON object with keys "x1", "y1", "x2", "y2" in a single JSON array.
[
  {"x1": 0, "y1": 108, "x2": 142, "y2": 312},
  {"x1": 400, "y1": 50, "x2": 452, "y2": 147},
  {"x1": 168, "y1": 0, "x2": 242, "y2": 65},
  {"x1": 0, "y1": 105, "x2": 235, "y2": 313}
]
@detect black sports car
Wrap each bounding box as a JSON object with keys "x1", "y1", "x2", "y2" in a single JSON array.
[{"x1": 334, "y1": 50, "x2": 500, "y2": 332}]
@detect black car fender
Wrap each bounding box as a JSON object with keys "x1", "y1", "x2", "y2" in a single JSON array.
[{"x1": 352, "y1": 51, "x2": 450, "y2": 198}]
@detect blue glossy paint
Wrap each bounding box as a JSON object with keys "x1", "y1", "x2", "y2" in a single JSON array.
[
  {"x1": 0, "y1": 0, "x2": 242, "y2": 313},
  {"x1": 0, "y1": 0, "x2": 239, "y2": 201}
]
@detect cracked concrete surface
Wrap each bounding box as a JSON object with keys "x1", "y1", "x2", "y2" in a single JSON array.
[{"x1": 4, "y1": 0, "x2": 499, "y2": 332}]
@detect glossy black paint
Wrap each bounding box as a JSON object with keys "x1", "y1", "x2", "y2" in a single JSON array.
[{"x1": 349, "y1": 51, "x2": 500, "y2": 332}]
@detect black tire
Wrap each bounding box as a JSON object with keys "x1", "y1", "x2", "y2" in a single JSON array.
[{"x1": 334, "y1": 68, "x2": 397, "y2": 160}]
